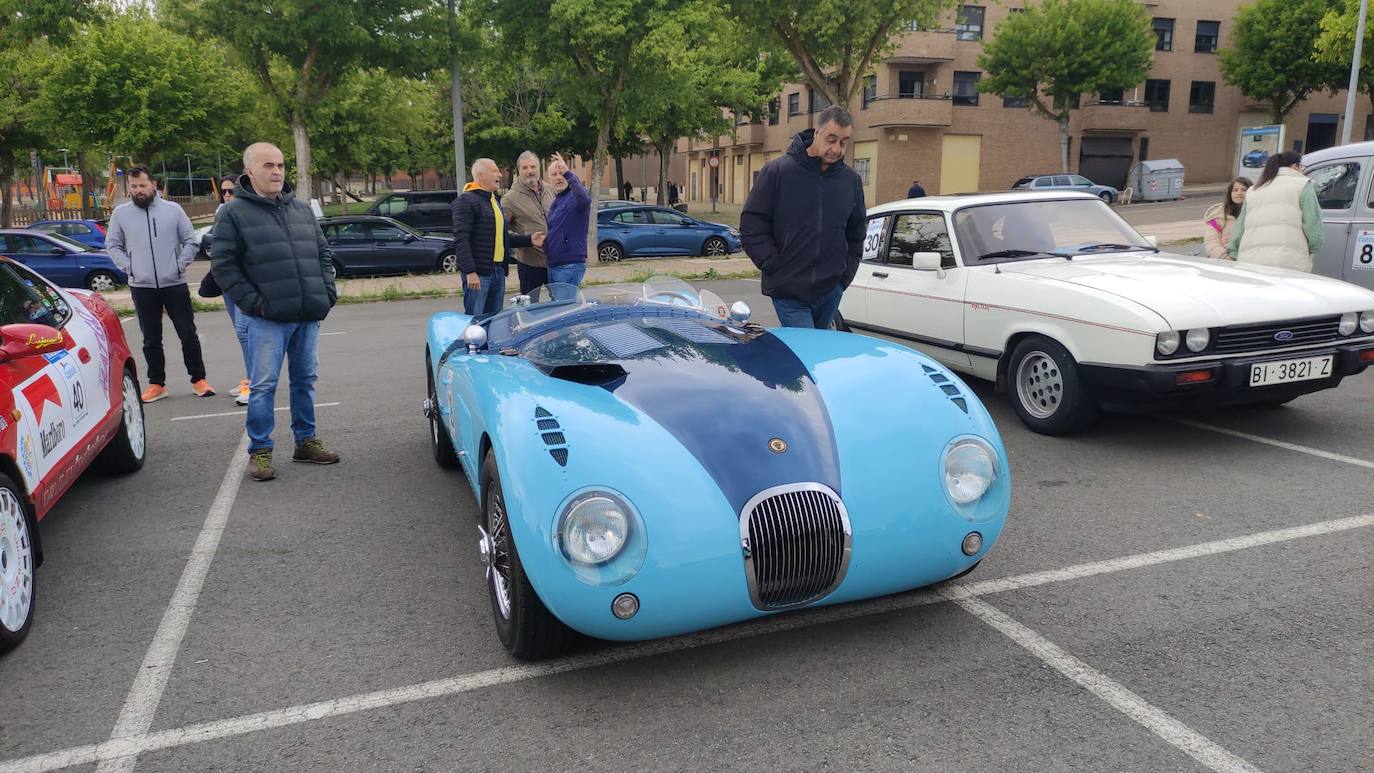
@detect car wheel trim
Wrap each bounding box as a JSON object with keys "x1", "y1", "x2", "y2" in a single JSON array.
[
  {"x1": 440, "y1": 254, "x2": 458, "y2": 273},
  {"x1": 599, "y1": 244, "x2": 621, "y2": 262},
  {"x1": 0, "y1": 487, "x2": 34, "y2": 634},
  {"x1": 123, "y1": 372, "x2": 146, "y2": 460},
  {"x1": 704, "y1": 238, "x2": 727, "y2": 256},
  {"x1": 482, "y1": 486, "x2": 513, "y2": 621},
  {"x1": 89, "y1": 273, "x2": 117, "y2": 292},
  {"x1": 1015, "y1": 350, "x2": 1063, "y2": 419}
]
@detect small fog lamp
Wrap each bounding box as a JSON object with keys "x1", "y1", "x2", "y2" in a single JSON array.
[
  {"x1": 612, "y1": 593, "x2": 640, "y2": 620},
  {"x1": 961, "y1": 532, "x2": 983, "y2": 556}
]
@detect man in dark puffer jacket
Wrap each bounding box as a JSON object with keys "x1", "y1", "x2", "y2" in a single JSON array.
[
  {"x1": 452, "y1": 158, "x2": 542, "y2": 316},
  {"x1": 211, "y1": 142, "x2": 340, "y2": 482}
]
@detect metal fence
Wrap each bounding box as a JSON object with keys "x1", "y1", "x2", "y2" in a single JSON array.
[{"x1": 5, "y1": 197, "x2": 218, "y2": 226}]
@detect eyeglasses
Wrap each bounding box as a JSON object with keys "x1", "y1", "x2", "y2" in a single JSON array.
[{"x1": 220, "y1": 189, "x2": 235, "y2": 196}]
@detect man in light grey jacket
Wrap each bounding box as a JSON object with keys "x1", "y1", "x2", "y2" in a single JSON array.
[{"x1": 107, "y1": 164, "x2": 215, "y2": 402}]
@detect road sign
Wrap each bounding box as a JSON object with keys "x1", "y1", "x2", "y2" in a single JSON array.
[{"x1": 708, "y1": 156, "x2": 720, "y2": 168}]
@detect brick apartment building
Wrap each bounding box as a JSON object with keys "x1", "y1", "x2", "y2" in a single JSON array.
[{"x1": 678, "y1": 0, "x2": 1373, "y2": 209}]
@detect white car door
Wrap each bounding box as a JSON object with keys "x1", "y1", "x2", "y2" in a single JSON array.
[{"x1": 860, "y1": 211, "x2": 970, "y2": 367}]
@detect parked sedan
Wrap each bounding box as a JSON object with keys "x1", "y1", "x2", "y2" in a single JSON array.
[
  {"x1": 1011, "y1": 174, "x2": 1119, "y2": 204},
  {"x1": 320, "y1": 216, "x2": 457, "y2": 277},
  {"x1": 595, "y1": 205, "x2": 741, "y2": 262},
  {"x1": 0, "y1": 230, "x2": 126, "y2": 291},
  {"x1": 27, "y1": 219, "x2": 108, "y2": 249},
  {"x1": 837, "y1": 191, "x2": 1374, "y2": 435}
]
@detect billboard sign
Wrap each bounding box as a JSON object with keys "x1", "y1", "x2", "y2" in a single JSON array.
[{"x1": 1236, "y1": 125, "x2": 1284, "y2": 180}]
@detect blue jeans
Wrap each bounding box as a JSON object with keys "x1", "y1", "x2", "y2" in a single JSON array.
[
  {"x1": 547, "y1": 263, "x2": 586, "y2": 297},
  {"x1": 243, "y1": 315, "x2": 321, "y2": 454},
  {"x1": 463, "y1": 271, "x2": 506, "y2": 316},
  {"x1": 225, "y1": 302, "x2": 251, "y2": 376},
  {"x1": 771, "y1": 285, "x2": 845, "y2": 329}
]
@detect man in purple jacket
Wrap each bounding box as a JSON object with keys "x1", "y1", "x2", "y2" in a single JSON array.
[{"x1": 543, "y1": 152, "x2": 590, "y2": 293}]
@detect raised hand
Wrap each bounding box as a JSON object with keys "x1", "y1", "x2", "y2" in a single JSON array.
[{"x1": 549, "y1": 152, "x2": 568, "y2": 177}]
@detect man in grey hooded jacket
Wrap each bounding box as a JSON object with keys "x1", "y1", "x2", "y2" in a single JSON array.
[{"x1": 107, "y1": 165, "x2": 215, "y2": 402}]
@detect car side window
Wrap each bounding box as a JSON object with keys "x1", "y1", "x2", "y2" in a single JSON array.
[
  {"x1": 5, "y1": 235, "x2": 38, "y2": 252},
  {"x1": 1053, "y1": 176, "x2": 1072, "y2": 187},
  {"x1": 1308, "y1": 162, "x2": 1361, "y2": 210},
  {"x1": 614, "y1": 210, "x2": 650, "y2": 225},
  {"x1": 337, "y1": 222, "x2": 370, "y2": 239},
  {"x1": 33, "y1": 224, "x2": 61, "y2": 235},
  {"x1": 1070, "y1": 176, "x2": 1093, "y2": 186},
  {"x1": 370, "y1": 224, "x2": 408, "y2": 241},
  {"x1": 376, "y1": 197, "x2": 407, "y2": 215},
  {"x1": 888, "y1": 213, "x2": 956, "y2": 268},
  {"x1": 650, "y1": 209, "x2": 690, "y2": 226},
  {"x1": 0, "y1": 264, "x2": 66, "y2": 327}
]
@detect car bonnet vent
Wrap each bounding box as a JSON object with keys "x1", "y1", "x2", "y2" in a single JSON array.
[
  {"x1": 922, "y1": 364, "x2": 969, "y2": 414},
  {"x1": 646, "y1": 318, "x2": 737, "y2": 345},
  {"x1": 586, "y1": 322, "x2": 665, "y2": 358},
  {"x1": 534, "y1": 407, "x2": 569, "y2": 466}
]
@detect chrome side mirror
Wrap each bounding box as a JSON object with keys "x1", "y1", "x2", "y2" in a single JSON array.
[
  {"x1": 729, "y1": 301, "x2": 751, "y2": 323},
  {"x1": 513, "y1": 294, "x2": 532, "y2": 307},
  {"x1": 462, "y1": 324, "x2": 487, "y2": 354}
]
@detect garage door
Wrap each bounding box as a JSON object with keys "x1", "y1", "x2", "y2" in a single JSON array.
[
  {"x1": 940, "y1": 135, "x2": 981, "y2": 194},
  {"x1": 1079, "y1": 137, "x2": 1134, "y2": 190}
]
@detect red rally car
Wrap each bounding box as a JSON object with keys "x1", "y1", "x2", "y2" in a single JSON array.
[{"x1": 0, "y1": 257, "x2": 145, "y2": 652}]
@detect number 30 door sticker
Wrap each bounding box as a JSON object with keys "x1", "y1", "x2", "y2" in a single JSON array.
[{"x1": 1355, "y1": 230, "x2": 1374, "y2": 271}]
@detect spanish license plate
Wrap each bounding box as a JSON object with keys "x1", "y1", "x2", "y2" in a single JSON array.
[{"x1": 1249, "y1": 356, "x2": 1333, "y2": 387}]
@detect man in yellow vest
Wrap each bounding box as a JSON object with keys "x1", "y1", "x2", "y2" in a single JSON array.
[{"x1": 451, "y1": 158, "x2": 545, "y2": 316}]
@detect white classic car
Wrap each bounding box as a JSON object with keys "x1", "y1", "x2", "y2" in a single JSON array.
[{"x1": 836, "y1": 191, "x2": 1374, "y2": 434}]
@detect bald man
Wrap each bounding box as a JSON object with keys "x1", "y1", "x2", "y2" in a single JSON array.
[
  {"x1": 211, "y1": 142, "x2": 340, "y2": 482},
  {"x1": 451, "y1": 158, "x2": 544, "y2": 316}
]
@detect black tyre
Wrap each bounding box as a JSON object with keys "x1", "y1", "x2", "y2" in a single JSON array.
[
  {"x1": 1098, "y1": 191, "x2": 1114, "y2": 205},
  {"x1": 331, "y1": 259, "x2": 347, "y2": 278},
  {"x1": 427, "y1": 351, "x2": 460, "y2": 470},
  {"x1": 480, "y1": 452, "x2": 568, "y2": 660},
  {"x1": 0, "y1": 473, "x2": 36, "y2": 653},
  {"x1": 947, "y1": 559, "x2": 982, "y2": 581},
  {"x1": 828, "y1": 310, "x2": 851, "y2": 332},
  {"x1": 92, "y1": 367, "x2": 146, "y2": 474},
  {"x1": 701, "y1": 236, "x2": 729, "y2": 257},
  {"x1": 597, "y1": 241, "x2": 624, "y2": 263},
  {"x1": 1007, "y1": 335, "x2": 1099, "y2": 435},
  {"x1": 86, "y1": 271, "x2": 119, "y2": 292},
  {"x1": 437, "y1": 252, "x2": 458, "y2": 274}
]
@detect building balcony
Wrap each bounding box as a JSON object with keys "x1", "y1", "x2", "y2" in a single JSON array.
[
  {"x1": 862, "y1": 94, "x2": 954, "y2": 128},
  {"x1": 887, "y1": 28, "x2": 957, "y2": 63},
  {"x1": 730, "y1": 122, "x2": 768, "y2": 146},
  {"x1": 1080, "y1": 100, "x2": 1153, "y2": 132}
]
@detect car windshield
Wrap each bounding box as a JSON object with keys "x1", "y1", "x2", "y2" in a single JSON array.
[
  {"x1": 510, "y1": 276, "x2": 730, "y2": 332},
  {"x1": 952, "y1": 198, "x2": 1153, "y2": 263},
  {"x1": 44, "y1": 232, "x2": 96, "y2": 252}
]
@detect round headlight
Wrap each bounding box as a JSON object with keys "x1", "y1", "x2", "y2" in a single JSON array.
[
  {"x1": 1361, "y1": 311, "x2": 1374, "y2": 334},
  {"x1": 1156, "y1": 331, "x2": 1180, "y2": 356},
  {"x1": 944, "y1": 439, "x2": 997, "y2": 505},
  {"x1": 1184, "y1": 328, "x2": 1210, "y2": 352},
  {"x1": 559, "y1": 492, "x2": 630, "y2": 565},
  {"x1": 1339, "y1": 312, "x2": 1358, "y2": 336}
]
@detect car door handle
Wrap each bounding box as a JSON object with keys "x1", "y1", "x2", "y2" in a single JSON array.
[{"x1": 872, "y1": 271, "x2": 889, "y2": 278}]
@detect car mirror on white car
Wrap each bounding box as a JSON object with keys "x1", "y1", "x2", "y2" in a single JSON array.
[{"x1": 912, "y1": 252, "x2": 945, "y2": 277}]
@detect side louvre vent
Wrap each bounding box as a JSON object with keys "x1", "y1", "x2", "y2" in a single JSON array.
[
  {"x1": 534, "y1": 406, "x2": 569, "y2": 467},
  {"x1": 922, "y1": 364, "x2": 969, "y2": 414}
]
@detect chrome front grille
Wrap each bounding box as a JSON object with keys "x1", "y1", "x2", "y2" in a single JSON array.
[
  {"x1": 740, "y1": 484, "x2": 851, "y2": 610},
  {"x1": 1213, "y1": 316, "x2": 1340, "y2": 354}
]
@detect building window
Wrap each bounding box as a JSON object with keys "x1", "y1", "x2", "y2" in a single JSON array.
[
  {"x1": 1195, "y1": 20, "x2": 1220, "y2": 53},
  {"x1": 809, "y1": 87, "x2": 830, "y2": 113},
  {"x1": 956, "y1": 5, "x2": 985, "y2": 41},
  {"x1": 953, "y1": 71, "x2": 980, "y2": 106},
  {"x1": 787, "y1": 92, "x2": 800, "y2": 116},
  {"x1": 1139, "y1": 137, "x2": 1150, "y2": 162},
  {"x1": 1153, "y1": 18, "x2": 1174, "y2": 51},
  {"x1": 1054, "y1": 92, "x2": 1080, "y2": 110},
  {"x1": 768, "y1": 98, "x2": 779, "y2": 125},
  {"x1": 898, "y1": 71, "x2": 924, "y2": 97},
  {"x1": 854, "y1": 158, "x2": 871, "y2": 187},
  {"x1": 1144, "y1": 79, "x2": 1170, "y2": 112},
  {"x1": 1188, "y1": 81, "x2": 1215, "y2": 113},
  {"x1": 1003, "y1": 93, "x2": 1029, "y2": 108},
  {"x1": 862, "y1": 75, "x2": 877, "y2": 108},
  {"x1": 1099, "y1": 88, "x2": 1124, "y2": 104}
]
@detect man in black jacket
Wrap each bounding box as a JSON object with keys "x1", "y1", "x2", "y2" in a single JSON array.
[
  {"x1": 211, "y1": 142, "x2": 339, "y2": 482},
  {"x1": 452, "y1": 158, "x2": 542, "y2": 316},
  {"x1": 740, "y1": 106, "x2": 866, "y2": 328}
]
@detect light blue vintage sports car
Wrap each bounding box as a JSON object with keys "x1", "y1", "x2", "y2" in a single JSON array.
[{"x1": 423, "y1": 277, "x2": 1012, "y2": 659}]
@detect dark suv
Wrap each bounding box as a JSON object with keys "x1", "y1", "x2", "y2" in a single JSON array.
[{"x1": 366, "y1": 190, "x2": 459, "y2": 233}]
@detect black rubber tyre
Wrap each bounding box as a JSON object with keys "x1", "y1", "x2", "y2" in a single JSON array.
[
  {"x1": 1007, "y1": 335, "x2": 1099, "y2": 435},
  {"x1": 1098, "y1": 191, "x2": 1114, "y2": 204},
  {"x1": 947, "y1": 559, "x2": 983, "y2": 581},
  {"x1": 701, "y1": 236, "x2": 729, "y2": 257},
  {"x1": 828, "y1": 310, "x2": 851, "y2": 332},
  {"x1": 92, "y1": 366, "x2": 146, "y2": 474},
  {"x1": 481, "y1": 452, "x2": 568, "y2": 660},
  {"x1": 597, "y1": 241, "x2": 624, "y2": 263},
  {"x1": 0, "y1": 472, "x2": 36, "y2": 653},
  {"x1": 86, "y1": 270, "x2": 119, "y2": 292},
  {"x1": 437, "y1": 252, "x2": 458, "y2": 274},
  {"x1": 427, "y1": 351, "x2": 460, "y2": 470}
]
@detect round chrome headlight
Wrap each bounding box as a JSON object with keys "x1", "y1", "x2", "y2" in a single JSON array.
[
  {"x1": 1339, "y1": 312, "x2": 1359, "y2": 336},
  {"x1": 559, "y1": 492, "x2": 630, "y2": 565},
  {"x1": 944, "y1": 439, "x2": 997, "y2": 505},
  {"x1": 1184, "y1": 328, "x2": 1210, "y2": 352},
  {"x1": 1155, "y1": 331, "x2": 1180, "y2": 356},
  {"x1": 1361, "y1": 311, "x2": 1374, "y2": 333}
]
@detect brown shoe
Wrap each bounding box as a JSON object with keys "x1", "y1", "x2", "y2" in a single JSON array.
[
  {"x1": 248, "y1": 451, "x2": 275, "y2": 482},
  {"x1": 292, "y1": 438, "x2": 340, "y2": 465},
  {"x1": 192, "y1": 379, "x2": 216, "y2": 397}
]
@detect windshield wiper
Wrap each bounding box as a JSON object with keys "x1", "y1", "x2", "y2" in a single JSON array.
[
  {"x1": 1073, "y1": 242, "x2": 1158, "y2": 254},
  {"x1": 977, "y1": 248, "x2": 1074, "y2": 261}
]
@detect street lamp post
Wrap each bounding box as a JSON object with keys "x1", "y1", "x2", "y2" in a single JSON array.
[
  {"x1": 59, "y1": 148, "x2": 69, "y2": 169},
  {"x1": 185, "y1": 154, "x2": 193, "y2": 197},
  {"x1": 1341, "y1": 0, "x2": 1370, "y2": 146}
]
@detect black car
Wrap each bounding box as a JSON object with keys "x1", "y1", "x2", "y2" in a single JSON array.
[
  {"x1": 320, "y1": 216, "x2": 457, "y2": 277},
  {"x1": 365, "y1": 190, "x2": 459, "y2": 233}
]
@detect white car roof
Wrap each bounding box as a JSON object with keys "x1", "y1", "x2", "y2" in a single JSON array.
[
  {"x1": 1303, "y1": 141, "x2": 1374, "y2": 165},
  {"x1": 866, "y1": 190, "x2": 1100, "y2": 217}
]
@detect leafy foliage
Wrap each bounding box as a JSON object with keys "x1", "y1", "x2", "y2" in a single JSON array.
[
  {"x1": 1316, "y1": 0, "x2": 1374, "y2": 125},
  {"x1": 1220, "y1": 0, "x2": 1345, "y2": 123}
]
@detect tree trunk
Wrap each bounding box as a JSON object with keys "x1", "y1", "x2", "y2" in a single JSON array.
[
  {"x1": 291, "y1": 111, "x2": 313, "y2": 201},
  {"x1": 78, "y1": 152, "x2": 95, "y2": 219},
  {"x1": 588, "y1": 118, "x2": 610, "y2": 263},
  {"x1": 655, "y1": 139, "x2": 671, "y2": 206},
  {"x1": 614, "y1": 155, "x2": 625, "y2": 200},
  {"x1": 1058, "y1": 113, "x2": 1071, "y2": 173},
  {"x1": 0, "y1": 147, "x2": 14, "y2": 228}
]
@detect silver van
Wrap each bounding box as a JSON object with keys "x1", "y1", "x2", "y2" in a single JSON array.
[{"x1": 1302, "y1": 141, "x2": 1374, "y2": 291}]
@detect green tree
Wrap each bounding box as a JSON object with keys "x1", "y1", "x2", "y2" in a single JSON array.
[
  {"x1": 308, "y1": 70, "x2": 431, "y2": 211},
  {"x1": 728, "y1": 0, "x2": 953, "y2": 112},
  {"x1": 978, "y1": 0, "x2": 1154, "y2": 173},
  {"x1": 1221, "y1": 0, "x2": 1344, "y2": 125},
  {"x1": 1317, "y1": 0, "x2": 1374, "y2": 135},
  {"x1": 163, "y1": 0, "x2": 440, "y2": 202}
]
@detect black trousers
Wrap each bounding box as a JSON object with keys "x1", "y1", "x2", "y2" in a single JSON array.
[
  {"x1": 131, "y1": 284, "x2": 206, "y2": 385},
  {"x1": 516, "y1": 262, "x2": 549, "y2": 295}
]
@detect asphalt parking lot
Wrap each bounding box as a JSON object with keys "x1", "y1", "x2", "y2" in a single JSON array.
[{"x1": 2, "y1": 278, "x2": 1370, "y2": 772}]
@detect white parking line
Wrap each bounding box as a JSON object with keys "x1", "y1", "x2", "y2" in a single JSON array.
[
  {"x1": 319, "y1": 331, "x2": 347, "y2": 337},
  {"x1": 2, "y1": 512, "x2": 1366, "y2": 773},
  {"x1": 168, "y1": 402, "x2": 342, "y2": 422},
  {"x1": 1170, "y1": 417, "x2": 1374, "y2": 470},
  {"x1": 942, "y1": 589, "x2": 1262, "y2": 773},
  {"x1": 94, "y1": 432, "x2": 251, "y2": 773}
]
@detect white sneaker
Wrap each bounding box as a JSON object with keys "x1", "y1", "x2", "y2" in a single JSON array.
[{"x1": 235, "y1": 391, "x2": 249, "y2": 406}]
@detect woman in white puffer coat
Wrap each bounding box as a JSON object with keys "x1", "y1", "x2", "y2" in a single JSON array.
[{"x1": 1228, "y1": 151, "x2": 1324, "y2": 272}]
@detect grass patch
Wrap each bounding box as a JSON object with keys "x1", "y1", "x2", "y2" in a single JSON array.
[{"x1": 1163, "y1": 236, "x2": 1204, "y2": 246}]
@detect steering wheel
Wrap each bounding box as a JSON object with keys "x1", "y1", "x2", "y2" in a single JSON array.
[{"x1": 647, "y1": 290, "x2": 699, "y2": 307}]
